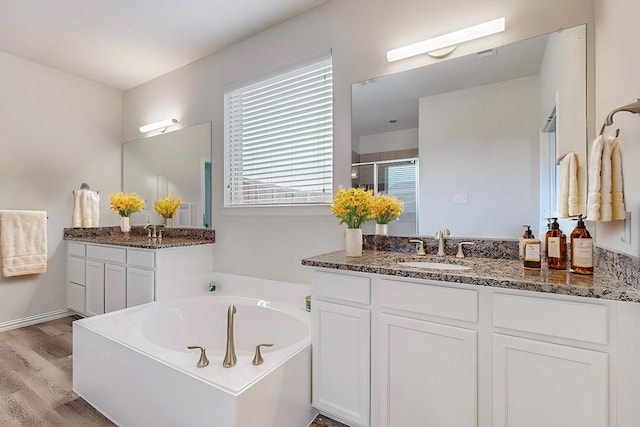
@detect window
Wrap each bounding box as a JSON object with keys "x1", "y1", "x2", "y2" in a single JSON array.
[{"x1": 224, "y1": 56, "x2": 333, "y2": 206}]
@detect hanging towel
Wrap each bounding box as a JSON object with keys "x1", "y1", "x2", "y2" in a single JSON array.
[
  {"x1": 610, "y1": 137, "x2": 626, "y2": 220},
  {"x1": 558, "y1": 152, "x2": 583, "y2": 218},
  {"x1": 586, "y1": 135, "x2": 605, "y2": 220},
  {"x1": 557, "y1": 152, "x2": 572, "y2": 218},
  {"x1": 0, "y1": 210, "x2": 48, "y2": 277},
  {"x1": 72, "y1": 190, "x2": 100, "y2": 227},
  {"x1": 600, "y1": 136, "x2": 614, "y2": 221}
]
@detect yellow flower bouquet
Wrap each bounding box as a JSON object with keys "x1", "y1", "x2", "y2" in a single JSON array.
[
  {"x1": 153, "y1": 195, "x2": 182, "y2": 219},
  {"x1": 331, "y1": 187, "x2": 374, "y2": 229},
  {"x1": 109, "y1": 192, "x2": 144, "y2": 217},
  {"x1": 371, "y1": 193, "x2": 404, "y2": 224}
]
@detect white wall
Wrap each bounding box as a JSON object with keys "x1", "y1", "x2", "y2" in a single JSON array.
[
  {"x1": 0, "y1": 51, "x2": 122, "y2": 324},
  {"x1": 357, "y1": 128, "x2": 418, "y2": 155},
  {"x1": 419, "y1": 76, "x2": 540, "y2": 238},
  {"x1": 123, "y1": 0, "x2": 595, "y2": 283},
  {"x1": 594, "y1": 0, "x2": 640, "y2": 257}
]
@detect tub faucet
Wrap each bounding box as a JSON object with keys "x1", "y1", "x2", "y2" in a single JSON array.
[
  {"x1": 223, "y1": 304, "x2": 237, "y2": 368},
  {"x1": 436, "y1": 228, "x2": 450, "y2": 256}
]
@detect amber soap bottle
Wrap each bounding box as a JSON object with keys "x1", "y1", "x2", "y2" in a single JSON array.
[
  {"x1": 570, "y1": 214, "x2": 593, "y2": 275},
  {"x1": 545, "y1": 218, "x2": 567, "y2": 270}
]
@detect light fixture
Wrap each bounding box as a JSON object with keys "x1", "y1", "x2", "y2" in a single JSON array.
[
  {"x1": 386, "y1": 17, "x2": 505, "y2": 62},
  {"x1": 139, "y1": 118, "x2": 178, "y2": 133}
]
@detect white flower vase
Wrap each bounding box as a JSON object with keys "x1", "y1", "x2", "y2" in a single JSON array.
[
  {"x1": 345, "y1": 228, "x2": 363, "y2": 257},
  {"x1": 120, "y1": 216, "x2": 131, "y2": 233},
  {"x1": 375, "y1": 223, "x2": 389, "y2": 236},
  {"x1": 163, "y1": 217, "x2": 174, "y2": 228}
]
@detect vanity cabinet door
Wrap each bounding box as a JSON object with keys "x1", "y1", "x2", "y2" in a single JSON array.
[
  {"x1": 126, "y1": 267, "x2": 155, "y2": 308},
  {"x1": 493, "y1": 334, "x2": 607, "y2": 427},
  {"x1": 85, "y1": 260, "x2": 105, "y2": 316},
  {"x1": 378, "y1": 313, "x2": 477, "y2": 427},
  {"x1": 312, "y1": 300, "x2": 370, "y2": 427},
  {"x1": 104, "y1": 263, "x2": 126, "y2": 313}
]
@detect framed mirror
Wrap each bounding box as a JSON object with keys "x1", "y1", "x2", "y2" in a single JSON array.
[
  {"x1": 123, "y1": 121, "x2": 212, "y2": 228},
  {"x1": 352, "y1": 24, "x2": 586, "y2": 238}
]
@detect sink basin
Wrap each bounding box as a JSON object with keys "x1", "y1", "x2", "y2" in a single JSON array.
[{"x1": 398, "y1": 261, "x2": 472, "y2": 271}]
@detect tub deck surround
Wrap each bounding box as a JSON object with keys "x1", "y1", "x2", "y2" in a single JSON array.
[
  {"x1": 73, "y1": 294, "x2": 315, "y2": 427},
  {"x1": 63, "y1": 226, "x2": 215, "y2": 249},
  {"x1": 302, "y1": 249, "x2": 640, "y2": 302}
]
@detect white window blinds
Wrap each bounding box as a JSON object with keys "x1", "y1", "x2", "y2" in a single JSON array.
[{"x1": 224, "y1": 56, "x2": 333, "y2": 206}]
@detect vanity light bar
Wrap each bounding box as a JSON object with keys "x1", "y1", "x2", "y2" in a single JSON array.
[
  {"x1": 387, "y1": 17, "x2": 506, "y2": 62},
  {"x1": 139, "y1": 118, "x2": 178, "y2": 133}
]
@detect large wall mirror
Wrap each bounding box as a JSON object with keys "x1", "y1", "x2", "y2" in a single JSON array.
[
  {"x1": 352, "y1": 24, "x2": 586, "y2": 239},
  {"x1": 123, "y1": 121, "x2": 212, "y2": 228}
]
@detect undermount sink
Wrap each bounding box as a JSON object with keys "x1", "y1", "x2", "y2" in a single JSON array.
[{"x1": 398, "y1": 261, "x2": 472, "y2": 271}]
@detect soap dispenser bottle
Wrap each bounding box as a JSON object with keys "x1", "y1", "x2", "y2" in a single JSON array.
[
  {"x1": 519, "y1": 225, "x2": 535, "y2": 260},
  {"x1": 570, "y1": 214, "x2": 593, "y2": 275},
  {"x1": 545, "y1": 218, "x2": 567, "y2": 270}
]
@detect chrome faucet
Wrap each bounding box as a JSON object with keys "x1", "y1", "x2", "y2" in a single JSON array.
[
  {"x1": 435, "y1": 228, "x2": 450, "y2": 256},
  {"x1": 143, "y1": 223, "x2": 157, "y2": 238},
  {"x1": 223, "y1": 304, "x2": 237, "y2": 368}
]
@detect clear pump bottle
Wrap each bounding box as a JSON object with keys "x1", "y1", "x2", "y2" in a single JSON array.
[
  {"x1": 570, "y1": 214, "x2": 593, "y2": 275},
  {"x1": 545, "y1": 218, "x2": 567, "y2": 270}
]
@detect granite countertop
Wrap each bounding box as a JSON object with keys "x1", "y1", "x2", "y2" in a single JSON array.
[
  {"x1": 302, "y1": 250, "x2": 640, "y2": 303},
  {"x1": 63, "y1": 226, "x2": 215, "y2": 249}
]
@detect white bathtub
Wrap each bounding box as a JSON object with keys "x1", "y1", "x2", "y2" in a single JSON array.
[{"x1": 73, "y1": 295, "x2": 315, "y2": 427}]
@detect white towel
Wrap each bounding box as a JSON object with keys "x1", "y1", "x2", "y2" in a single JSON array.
[
  {"x1": 557, "y1": 152, "x2": 583, "y2": 218},
  {"x1": 72, "y1": 190, "x2": 100, "y2": 228},
  {"x1": 610, "y1": 137, "x2": 626, "y2": 220},
  {"x1": 600, "y1": 136, "x2": 614, "y2": 221},
  {"x1": 557, "y1": 152, "x2": 571, "y2": 218},
  {"x1": 0, "y1": 210, "x2": 48, "y2": 277},
  {"x1": 586, "y1": 135, "x2": 605, "y2": 220}
]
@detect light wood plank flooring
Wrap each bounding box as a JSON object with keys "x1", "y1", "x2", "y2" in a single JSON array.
[{"x1": 0, "y1": 316, "x2": 347, "y2": 427}]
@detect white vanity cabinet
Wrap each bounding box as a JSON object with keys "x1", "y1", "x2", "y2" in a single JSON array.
[
  {"x1": 66, "y1": 241, "x2": 213, "y2": 316},
  {"x1": 491, "y1": 293, "x2": 609, "y2": 427},
  {"x1": 309, "y1": 267, "x2": 636, "y2": 427},
  {"x1": 375, "y1": 279, "x2": 478, "y2": 427},
  {"x1": 312, "y1": 270, "x2": 371, "y2": 427}
]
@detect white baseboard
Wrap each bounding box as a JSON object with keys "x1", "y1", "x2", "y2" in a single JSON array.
[{"x1": 0, "y1": 309, "x2": 75, "y2": 333}]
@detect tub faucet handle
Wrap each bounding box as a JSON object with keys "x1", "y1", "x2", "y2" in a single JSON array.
[
  {"x1": 187, "y1": 346, "x2": 210, "y2": 368},
  {"x1": 252, "y1": 343, "x2": 273, "y2": 366}
]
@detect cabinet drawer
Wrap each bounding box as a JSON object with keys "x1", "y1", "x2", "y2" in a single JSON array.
[
  {"x1": 312, "y1": 270, "x2": 370, "y2": 305},
  {"x1": 67, "y1": 242, "x2": 86, "y2": 257},
  {"x1": 86, "y1": 245, "x2": 126, "y2": 264},
  {"x1": 127, "y1": 249, "x2": 155, "y2": 269},
  {"x1": 492, "y1": 293, "x2": 608, "y2": 344},
  {"x1": 379, "y1": 279, "x2": 478, "y2": 323}
]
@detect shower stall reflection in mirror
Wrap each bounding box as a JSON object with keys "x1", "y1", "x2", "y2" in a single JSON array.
[
  {"x1": 540, "y1": 100, "x2": 557, "y2": 237},
  {"x1": 351, "y1": 157, "x2": 418, "y2": 235}
]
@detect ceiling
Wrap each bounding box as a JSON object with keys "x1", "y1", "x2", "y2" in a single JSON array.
[{"x1": 0, "y1": 0, "x2": 326, "y2": 90}]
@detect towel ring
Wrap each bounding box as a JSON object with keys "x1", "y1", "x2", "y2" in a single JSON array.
[{"x1": 599, "y1": 98, "x2": 640, "y2": 135}]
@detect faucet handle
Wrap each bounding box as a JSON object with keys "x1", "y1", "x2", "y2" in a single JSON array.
[
  {"x1": 252, "y1": 343, "x2": 274, "y2": 365},
  {"x1": 409, "y1": 239, "x2": 426, "y2": 255},
  {"x1": 456, "y1": 242, "x2": 475, "y2": 258},
  {"x1": 187, "y1": 346, "x2": 210, "y2": 368}
]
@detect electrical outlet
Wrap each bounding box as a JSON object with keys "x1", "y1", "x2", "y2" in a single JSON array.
[{"x1": 452, "y1": 193, "x2": 468, "y2": 204}]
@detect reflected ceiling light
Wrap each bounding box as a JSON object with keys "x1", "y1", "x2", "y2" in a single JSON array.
[
  {"x1": 139, "y1": 118, "x2": 178, "y2": 133},
  {"x1": 386, "y1": 17, "x2": 506, "y2": 62}
]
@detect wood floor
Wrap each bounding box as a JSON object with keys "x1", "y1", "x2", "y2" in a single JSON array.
[{"x1": 0, "y1": 316, "x2": 347, "y2": 427}]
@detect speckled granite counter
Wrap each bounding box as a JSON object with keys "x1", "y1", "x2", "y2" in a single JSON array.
[
  {"x1": 302, "y1": 250, "x2": 640, "y2": 303},
  {"x1": 64, "y1": 226, "x2": 215, "y2": 249}
]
